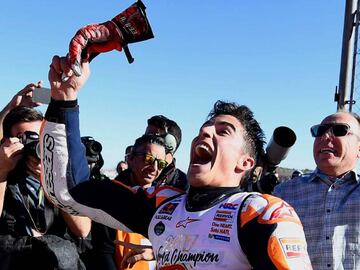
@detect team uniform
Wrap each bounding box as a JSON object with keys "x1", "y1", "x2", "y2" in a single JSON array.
[{"x1": 40, "y1": 100, "x2": 312, "y2": 269}]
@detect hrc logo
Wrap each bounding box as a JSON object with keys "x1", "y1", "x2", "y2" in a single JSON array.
[{"x1": 219, "y1": 203, "x2": 239, "y2": 210}]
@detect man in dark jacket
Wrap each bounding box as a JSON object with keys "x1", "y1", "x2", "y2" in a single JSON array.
[{"x1": 145, "y1": 115, "x2": 188, "y2": 191}]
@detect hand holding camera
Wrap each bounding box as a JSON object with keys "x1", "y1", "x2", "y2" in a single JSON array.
[
  {"x1": 0, "y1": 138, "x2": 24, "y2": 181},
  {"x1": 6, "y1": 82, "x2": 43, "y2": 111},
  {"x1": 0, "y1": 131, "x2": 42, "y2": 181}
]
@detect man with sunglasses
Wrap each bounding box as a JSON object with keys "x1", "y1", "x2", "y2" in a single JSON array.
[
  {"x1": 145, "y1": 115, "x2": 188, "y2": 191},
  {"x1": 274, "y1": 111, "x2": 360, "y2": 270},
  {"x1": 41, "y1": 56, "x2": 312, "y2": 269},
  {"x1": 113, "y1": 134, "x2": 170, "y2": 270},
  {"x1": 116, "y1": 135, "x2": 168, "y2": 188}
]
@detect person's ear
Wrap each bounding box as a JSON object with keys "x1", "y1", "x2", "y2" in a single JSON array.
[{"x1": 235, "y1": 155, "x2": 255, "y2": 173}]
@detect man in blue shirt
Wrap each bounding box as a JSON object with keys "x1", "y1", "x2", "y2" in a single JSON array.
[{"x1": 274, "y1": 111, "x2": 360, "y2": 270}]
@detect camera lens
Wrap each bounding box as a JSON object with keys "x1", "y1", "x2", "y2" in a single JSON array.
[{"x1": 89, "y1": 141, "x2": 102, "y2": 155}]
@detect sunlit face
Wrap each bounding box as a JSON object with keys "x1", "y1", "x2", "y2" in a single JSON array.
[
  {"x1": 10, "y1": 121, "x2": 42, "y2": 138},
  {"x1": 187, "y1": 114, "x2": 255, "y2": 187},
  {"x1": 313, "y1": 112, "x2": 360, "y2": 177},
  {"x1": 130, "y1": 143, "x2": 166, "y2": 188}
]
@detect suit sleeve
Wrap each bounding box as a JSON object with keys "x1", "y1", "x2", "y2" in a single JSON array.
[
  {"x1": 238, "y1": 193, "x2": 312, "y2": 270},
  {"x1": 40, "y1": 100, "x2": 155, "y2": 236}
]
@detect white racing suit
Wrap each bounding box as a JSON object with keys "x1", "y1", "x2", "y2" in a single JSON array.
[{"x1": 40, "y1": 100, "x2": 312, "y2": 270}]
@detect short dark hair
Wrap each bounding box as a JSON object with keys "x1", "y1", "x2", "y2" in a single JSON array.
[
  {"x1": 125, "y1": 145, "x2": 133, "y2": 155},
  {"x1": 133, "y1": 134, "x2": 166, "y2": 153},
  {"x1": 207, "y1": 100, "x2": 266, "y2": 169},
  {"x1": 3, "y1": 106, "x2": 43, "y2": 138},
  {"x1": 147, "y1": 115, "x2": 182, "y2": 151}
]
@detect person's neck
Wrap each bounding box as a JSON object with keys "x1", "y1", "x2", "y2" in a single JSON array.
[
  {"x1": 318, "y1": 167, "x2": 355, "y2": 179},
  {"x1": 186, "y1": 185, "x2": 241, "y2": 211},
  {"x1": 165, "y1": 153, "x2": 174, "y2": 164}
]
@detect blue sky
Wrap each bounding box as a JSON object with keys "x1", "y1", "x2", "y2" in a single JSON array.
[{"x1": 0, "y1": 1, "x2": 345, "y2": 172}]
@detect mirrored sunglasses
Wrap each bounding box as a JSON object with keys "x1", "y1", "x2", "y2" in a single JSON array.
[{"x1": 133, "y1": 152, "x2": 168, "y2": 170}]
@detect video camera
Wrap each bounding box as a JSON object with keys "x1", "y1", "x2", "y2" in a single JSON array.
[{"x1": 245, "y1": 126, "x2": 297, "y2": 194}]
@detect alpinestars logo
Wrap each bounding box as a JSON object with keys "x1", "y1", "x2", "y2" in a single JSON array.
[{"x1": 176, "y1": 217, "x2": 200, "y2": 228}]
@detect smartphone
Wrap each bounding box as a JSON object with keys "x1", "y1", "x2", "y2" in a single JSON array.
[{"x1": 32, "y1": 87, "x2": 51, "y2": 104}]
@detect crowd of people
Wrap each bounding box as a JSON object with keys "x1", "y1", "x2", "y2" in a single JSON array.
[{"x1": 2, "y1": 4, "x2": 360, "y2": 270}]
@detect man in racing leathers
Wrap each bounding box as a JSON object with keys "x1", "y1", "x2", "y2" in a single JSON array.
[{"x1": 41, "y1": 56, "x2": 312, "y2": 270}]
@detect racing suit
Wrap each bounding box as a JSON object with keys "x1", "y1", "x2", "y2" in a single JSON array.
[{"x1": 40, "y1": 100, "x2": 312, "y2": 270}]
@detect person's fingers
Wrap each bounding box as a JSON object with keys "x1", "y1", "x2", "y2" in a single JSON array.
[
  {"x1": 50, "y1": 55, "x2": 70, "y2": 83},
  {"x1": 59, "y1": 56, "x2": 73, "y2": 78},
  {"x1": 5, "y1": 138, "x2": 24, "y2": 154},
  {"x1": 127, "y1": 253, "x2": 145, "y2": 268},
  {"x1": 114, "y1": 240, "x2": 152, "y2": 250},
  {"x1": 51, "y1": 55, "x2": 62, "y2": 75},
  {"x1": 119, "y1": 246, "x2": 154, "y2": 269},
  {"x1": 36, "y1": 80, "x2": 43, "y2": 88},
  {"x1": 0, "y1": 140, "x2": 24, "y2": 164},
  {"x1": 120, "y1": 250, "x2": 136, "y2": 269}
]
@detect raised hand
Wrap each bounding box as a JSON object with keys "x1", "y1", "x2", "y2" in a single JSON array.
[
  {"x1": 8, "y1": 81, "x2": 43, "y2": 110},
  {"x1": 48, "y1": 55, "x2": 90, "y2": 101}
]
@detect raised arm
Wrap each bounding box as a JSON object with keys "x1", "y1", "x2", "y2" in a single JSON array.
[{"x1": 41, "y1": 56, "x2": 157, "y2": 236}]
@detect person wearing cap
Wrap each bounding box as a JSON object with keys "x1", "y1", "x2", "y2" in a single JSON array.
[
  {"x1": 274, "y1": 111, "x2": 360, "y2": 270},
  {"x1": 145, "y1": 115, "x2": 188, "y2": 191}
]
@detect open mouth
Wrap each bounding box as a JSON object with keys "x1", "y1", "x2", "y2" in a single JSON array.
[
  {"x1": 320, "y1": 148, "x2": 335, "y2": 154},
  {"x1": 192, "y1": 143, "x2": 213, "y2": 165}
]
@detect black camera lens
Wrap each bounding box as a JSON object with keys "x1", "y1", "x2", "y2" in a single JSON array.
[
  {"x1": 19, "y1": 131, "x2": 40, "y2": 159},
  {"x1": 81, "y1": 136, "x2": 103, "y2": 157},
  {"x1": 88, "y1": 141, "x2": 102, "y2": 155}
]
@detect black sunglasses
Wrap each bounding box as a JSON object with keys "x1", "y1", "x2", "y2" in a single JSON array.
[{"x1": 310, "y1": 123, "x2": 351, "y2": 138}]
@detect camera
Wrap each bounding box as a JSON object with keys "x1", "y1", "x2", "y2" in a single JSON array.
[
  {"x1": 6, "y1": 131, "x2": 41, "y2": 183},
  {"x1": 245, "y1": 126, "x2": 297, "y2": 194},
  {"x1": 265, "y1": 126, "x2": 297, "y2": 168},
  {"x1": 81, "y1": 136, "x2": 103, "y2": 162},
  {"x1": 19, "y1": 131, "x2": 41, "y2": 159},
  {"x1": 81, "y1": 136, "x2": 106, "y2": 180}
]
